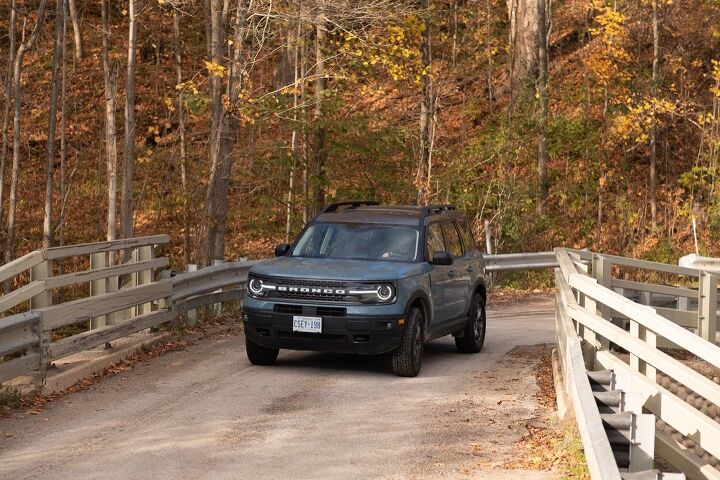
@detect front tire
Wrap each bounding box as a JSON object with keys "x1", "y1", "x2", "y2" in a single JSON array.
[
  {"x1": 392, "y1": 307, "x2": 424, "y2": 377},
  {"x1": 455, "y1": 294, "x2": 486, "y2": 353},
  {"x1": 245, "y1": 336, "x2": 279, "y2": 365}
]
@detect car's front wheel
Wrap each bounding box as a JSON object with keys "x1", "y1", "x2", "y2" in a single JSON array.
[
  {"x1": 245, "y1": 336, "x2": 279, "y2": 365},
  {"x1": 455, "y1": 294, "x2": 486, "y2": 353},
  {"x1": 392, "y1": 307, "x2": 424, "y2": 377}
]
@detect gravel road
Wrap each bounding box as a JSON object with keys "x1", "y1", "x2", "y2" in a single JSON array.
[{"x1": 0, "y1": 295, "x2": 558, "y2": 480}]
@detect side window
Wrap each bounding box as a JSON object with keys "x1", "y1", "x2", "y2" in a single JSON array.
[
  {"x1": 442, "y1": 222, "x2": 464, "y2": 257},
  {"x1": 425, "y1": 223, "x2": 445, "y2": 260},
  {"x1": 460, "y1": 220, "x2": 476, "y2": 252}
]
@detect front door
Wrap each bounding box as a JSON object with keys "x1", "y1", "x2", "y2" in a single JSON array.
[{"x1": 441, "y1": 221, "x2": 472, "y2": 323}]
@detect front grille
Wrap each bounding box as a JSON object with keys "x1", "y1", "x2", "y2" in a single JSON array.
[
  {"x1": 258, "y1": 276, "x2": 350, "y2": 302},
  {"x1": 274, "y1": 304, "x2": 303, "y2": 315}
]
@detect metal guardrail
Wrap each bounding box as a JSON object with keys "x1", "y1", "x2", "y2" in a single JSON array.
[{"x1": 482, "y1": 251, "x2": 558, "y2": 272}]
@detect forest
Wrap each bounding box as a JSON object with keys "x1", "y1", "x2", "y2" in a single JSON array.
[{"x1": 0, "y1": 0, "x2": 719, "y2": 277}]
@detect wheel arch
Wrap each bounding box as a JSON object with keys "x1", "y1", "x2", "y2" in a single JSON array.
[{"x1": 404, "y1": 291, "x2": 431, "y2": 327}]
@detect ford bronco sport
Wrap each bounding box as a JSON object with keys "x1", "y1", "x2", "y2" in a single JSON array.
[{"x1": 242, "y1": 201, "x2": 487, "y2": 377}]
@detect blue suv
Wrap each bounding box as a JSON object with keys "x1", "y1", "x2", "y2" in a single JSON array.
[{"x1": 242, "y1": 201, "x2": 487, "y2": 377}]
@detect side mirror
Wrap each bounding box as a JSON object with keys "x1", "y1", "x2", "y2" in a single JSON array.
[
  {"x1": 275, "y1": 243, "x2": 290, "y2": 257},
  {"x1": 431, "y1": 251, "x2": 453, "y2": 266}
]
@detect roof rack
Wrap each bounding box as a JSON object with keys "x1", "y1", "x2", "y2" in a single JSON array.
[
  {"x1": 422, "y1": 204, "x2": 457, "y2": 215},
  {"x1": 321, "y1": 200, "x2": 379, "y2": 213}
]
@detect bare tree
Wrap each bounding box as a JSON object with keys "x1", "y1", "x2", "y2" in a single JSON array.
[
  {"x1": 0, "y1": 0, "x2": 17, "y2": 227},
  {"x1": 417, "y1": 0, "x2": 432, "y2": 205},
  {"x1": 173, "y1": 4, "x2": 191, "y2": 266},
  {"x1": 536, "y1": 0, "x2": 549, "y2": 213},
  {"x1": 313, "y1": 2, "x2": 328, "y2": 213},
  {"x1": 121, "y1": 0, "x2": 137, "y2": 239},
  {"x1": 59, "y1": 0, "x2": 69, "y2": 252},
  {"x1": 649, "y1": 0, "x2": 660, "y2": 228},
  {"x1": 43, "y1": 0, "x2": 66, "y2": 249},
  {"x1": 101, "y1": 0, "x2": 118, "y2": 251},
  {"x1": 67, "y1": 0, "x2": 83, "y2": 61},
  {"x1": 285, "y1": 13, "x2": 301, "y2": 242},
  {"x1": 5, "y1": 0, "x2": 49, "y2": 270}
]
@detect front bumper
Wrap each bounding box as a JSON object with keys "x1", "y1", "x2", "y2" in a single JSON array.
[{"x1": 242, "y1": 306, "x2": 406, "y2": 355}]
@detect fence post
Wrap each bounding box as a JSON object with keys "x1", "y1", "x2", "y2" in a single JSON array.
[
  {"x1": 186, "y1": 264, "x2": 198, "y2": 326},
  {"x1": 30, "y1": 260, "x2": 52, "y2": 382},
  {"x1": 212, "y1": 259, "x2": 225, "y2": 316},
  {"x1": 137, "y1": 245, "x2": 153, "y2": 315},
  {"x1": 90, "y1": 252, "x2": 107, "y2": 330},
  {"x1": 699, "y1": 271, "x2": 718, "y2": 344},
  {"x1": 592, "y1": 254, "x2": 612, "y2": 352}
]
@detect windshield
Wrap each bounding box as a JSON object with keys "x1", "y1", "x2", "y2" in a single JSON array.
[{"x1": 291, "y1": 223, "x2": 420, "y2": 262}]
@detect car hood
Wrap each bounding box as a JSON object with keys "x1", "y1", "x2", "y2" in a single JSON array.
[{"x1": 250, "y1": 256, "x2": 425, "y2": 281}]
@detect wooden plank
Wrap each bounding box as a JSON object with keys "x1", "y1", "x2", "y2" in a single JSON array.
[
  {"x1": 597, "y1": 350, "x2": 720, "y2": 463},
  {"x1": 587, "y1": 251, "x2": 700, "y2": 277},
  {"x1": 611, "y1": 278, "x2": 698, "y2": 299},
  {"x1": 45, "y1": 258, "x2": 169, "y2": 290},
  {"x1": 41, "y1": 280, "x2": 172, "y2": 331},
  {"x1": 0, "y1": 250, "x2": 44, "y2": 284},
  {"x1": 555, "y1": 248, "x2": 579, "y2": 281},
  {"x1": 172, "y1": 268, "x2": 251, "y2": 301},
  {"x1": 653, "y1": 306, "x2": 699, "y2": 328},
  {"x1": 0, "y1": 353, "x2": 41, "y2": 383},
  {"x1": 30, "y1": 261, "x2": 52, "y2": 309},
  {"x1": 48, "y1": 309, "x2": 175, "y2": 361},
  {"x1": 0, "y1": 281, "x2": 46, "y2": 314},
  {"x1": 569, "y1": 274, "x2": 720, "y2": 368},
  {"x1": 44, "y1": 235, "x2": 170, "y2": 260}
]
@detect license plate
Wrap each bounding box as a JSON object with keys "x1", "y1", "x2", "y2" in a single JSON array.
[{"x1": 292, "y1": 316, "x2": 322, "y2": 333}]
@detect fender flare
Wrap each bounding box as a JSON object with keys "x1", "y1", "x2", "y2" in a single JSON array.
[{"x1": 404, "y1": 290, "x2": 432, "y2": 327}]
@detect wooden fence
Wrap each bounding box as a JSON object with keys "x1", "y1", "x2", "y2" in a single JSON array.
[
  {"x1": 0, "y1": 236, "x2": 257, "y2": 385},
  {"x1": 556, "y1": 247, "x2": 720, "y2": 479}
]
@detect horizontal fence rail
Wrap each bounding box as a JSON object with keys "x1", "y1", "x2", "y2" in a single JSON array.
[{"x1": 483, "y1": 251, "x2": 558, "y2": 272}]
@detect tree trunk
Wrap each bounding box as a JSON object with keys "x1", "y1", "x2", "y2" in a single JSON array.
[
  {"x1": 121, "y1": 0, "x2": 137, "y2": 239},
  {"x1": 285, "y1": 16, "x2": 301, "y2": 243},
  {"x1": 67, "y1": 0, "x2": 82, "y2": 61},
  {"x1": 0, "y1": 0, "x2": 17, "y2": 228},
  {"x1": 205, "y1": 0, "x2": 247, "y2": 263},
  {"x1": 174, "y1": 7, "x2": 191, "y2": 267},
  {"x1": 102, "y1": 0, "x2": 118, "y2": 252},
  {"x1": 417, "y1": 0, "x2": 432, "y2": 205},
  {"x1": 649, "y1": 0, "x2": 659, "y2": 228},
  {"x1": 59, "y1": 0, "x2": 68, "y2": 253},
  {"x1": 313, "y1": 3, "x2": 327, "y2": 214},
  {"x1": 5, "y1": 0, "x2": 49, "y2": 273},
  {"x1": 536, "y1": 0, "x2": 549, "y2": 213},
  {"x1": 43, "y1": 0, "x2": 66, "y2": 249},
  {"x1": 507, "y1": 0, "x2": 540, "y2": 94}
]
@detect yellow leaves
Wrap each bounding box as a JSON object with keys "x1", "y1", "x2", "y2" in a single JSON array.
[
  {"x1": 175, "y1": 80, "x2": 199, "y2": 95},
  {"x1": 164, "y1": 97, "x2": 176, "y2": 113},
  {"x1": 610, "y1": 97, "x2": 678, "y2": 145},
  {"x1": 204, "y1": 60, "x2": 227, "y2": 78}
]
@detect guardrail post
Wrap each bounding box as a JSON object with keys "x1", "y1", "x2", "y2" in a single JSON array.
[
  {"x1": 592, "y1": 254, "x2": 612, "y2": 352},
  {"x1": 186, "y1": 264, "x2": 198, "y2": 326},
  {"x1": 90, "y1": 253, "x2": 107, "y2": 330},
  {"x1": 212, "y1": 259, "x2": 225, "y2": 316},
  {"x1": 699, "y1": 271, "x2": 718, "y2": 344}
]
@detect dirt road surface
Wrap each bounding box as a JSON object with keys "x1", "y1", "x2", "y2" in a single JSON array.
[{"x1": 0, "y1": 295, "x2": 558, "y2": 480}]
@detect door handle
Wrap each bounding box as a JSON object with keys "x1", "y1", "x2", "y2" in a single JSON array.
[
  {"x1": 448, "y1": 270, "x2": 458, "y2": 277},
  {"x1": 466, "y1": 266, "x2": 474, "y2": 273}
]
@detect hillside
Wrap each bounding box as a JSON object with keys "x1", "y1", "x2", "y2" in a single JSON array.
[{"x1": 1, "y1": 0, "x2": 719, "y2": 276}]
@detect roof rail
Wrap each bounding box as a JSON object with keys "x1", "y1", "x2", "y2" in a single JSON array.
[{"x1": 321, "y1": 200, "x2": 379, "y2": 213}]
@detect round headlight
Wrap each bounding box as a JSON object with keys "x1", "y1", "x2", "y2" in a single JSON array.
[
  {"x1": 376, "y1": 284, "x2": 394, "y2": 302},
  {"x1": 248, "y1": 278, "x2": 264, "y2": 296}
]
